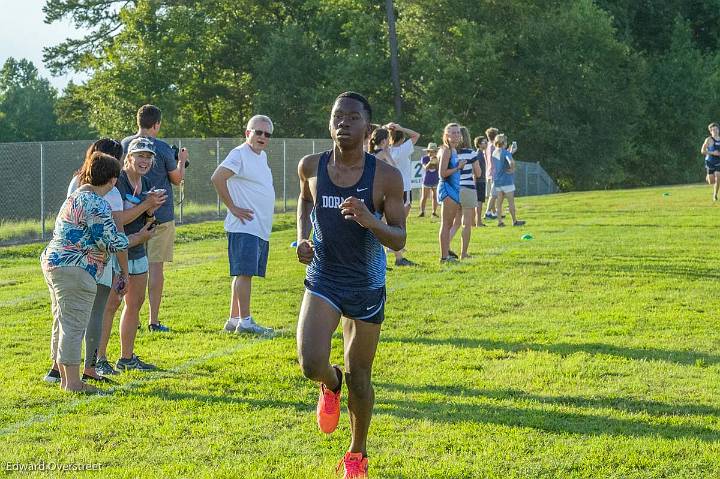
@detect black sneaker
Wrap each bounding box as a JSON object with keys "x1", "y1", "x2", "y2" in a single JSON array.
[
  {"x1": 95, "y1": 358, "x2": 119, "y2": 376},
  {"x1": 148, "y1": 322, "x2": 170, "y2": 332},
  {"x1": 513, "y1": 220, "x2": 526, "y2": 226},
  {"x1": 43, "y1": 368, "x2": 60, "y2": 383},
  {"x1": 116, "y1": 354, "x2": 158, "y2": 372},
  {"x1": 447, "y1": 250, "x2": 459, "y2": 259},
  {"x1": 395, "y1": 258, "x2": 416, "y2": 267}
]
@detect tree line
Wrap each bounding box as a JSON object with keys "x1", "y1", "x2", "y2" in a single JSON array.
[{"x1": 3, "y1": 0, "x2": 720, "y2": 190}]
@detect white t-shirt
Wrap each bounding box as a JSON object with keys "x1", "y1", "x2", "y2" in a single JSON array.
[
  {"x1": 390, "y1": 140, "x2": 415, "y2": 191},
  {"x1": 67, "y1": 175, "x2": 124, "y2": 212},
  {"x1": 219, "y1": 143, "x2": 275, "y2": 241}
]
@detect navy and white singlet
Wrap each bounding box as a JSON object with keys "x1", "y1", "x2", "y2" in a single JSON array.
[
  {"x1": 706, "y1": 137, "x2": 720, "y2": 169},
  {"x1": 305, "y1": 150, "x2": 386, "y2": 290}
]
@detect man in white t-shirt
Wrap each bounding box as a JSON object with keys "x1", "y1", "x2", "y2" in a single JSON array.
[
  {"x1": 211, "y1": 115, "x2": 276, "y2": 335},
  {"x1": 386, "y1": 122, "x2": 420, "y2": 267}
]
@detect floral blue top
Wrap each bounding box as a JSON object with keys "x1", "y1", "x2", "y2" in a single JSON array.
[{"x1": 41, "y1": 189, "x2": 129, "y2": 282}]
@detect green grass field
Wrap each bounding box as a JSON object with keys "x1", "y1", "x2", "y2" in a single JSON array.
[
  {"x1": 1, "y1": 184, "x2": 720, "y2": 478},
  {"x1": 0, "y1": 199, "x2": 299, "y2": 246}
]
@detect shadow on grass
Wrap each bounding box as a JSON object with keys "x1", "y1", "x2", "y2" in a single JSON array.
[
  {"x1": 529, "y1": 253, "x2": 720, "y2": 281},
  {"x1": 141, "y1": 385, "x2": 720, "y2": 442},
  {"x1": 373, "y1": 392, "x2": 720, "y2": 442},
  {"x1": 583, "y1": 262, "x2": 720, "y2": 281},
  {"x1": 382, "y1": 336, "x2": 720, "y2": 366},
  {"x1": 375, "y1": 382, "x2": 720, "y2": 419}
]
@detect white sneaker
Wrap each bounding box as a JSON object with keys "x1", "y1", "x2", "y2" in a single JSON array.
[
  {"x1": 223, "y1": 318, "x2": 238, "y2": 333},
  {"x1": 235, "y1": 317, "x2": 274, "y2": 336}
]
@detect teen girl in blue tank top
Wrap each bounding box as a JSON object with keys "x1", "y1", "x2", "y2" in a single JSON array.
[
  {"x1": 438, "y1": 149, "x2": 461, "y2": 204},
  {"x1": 437, "y1": 123, "x2": 466, "y2": 262}
]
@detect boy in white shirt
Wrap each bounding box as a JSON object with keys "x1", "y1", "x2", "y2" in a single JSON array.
[{"x1": 211, "y1": 115, "x2": 276, "y2": 335}]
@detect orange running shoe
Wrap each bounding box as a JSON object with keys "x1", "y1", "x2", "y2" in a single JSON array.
[
  {"x1": 336, "y1": 452, "x2": 368, "y2": 479},
  {"x1": 316, "y1": 366, "x2": 342, "y2": 434}
]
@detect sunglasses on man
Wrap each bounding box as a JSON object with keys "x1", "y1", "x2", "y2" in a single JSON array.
[{"x1": 251, "y1": 129, "x2": 272, "y2": 138}]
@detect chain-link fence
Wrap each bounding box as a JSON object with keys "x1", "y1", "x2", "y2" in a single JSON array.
[{"x1": 0, "y1": 139, "x2": 556, "y2": 245}]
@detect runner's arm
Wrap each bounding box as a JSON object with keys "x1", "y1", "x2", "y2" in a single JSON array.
[
  {"x1": 297, "y1": 155, "x2": 315, "y2": 243},
  {"x1": 701, "y1": 137, "x2": 719, "y2": 156},
  {"x1": 370, "y1": 167, "x2": 406, "y2": 251}
]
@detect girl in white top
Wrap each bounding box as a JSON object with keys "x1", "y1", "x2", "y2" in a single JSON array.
[{"x1": 385, "y1": 122, "x2": 420, "y2": 267}]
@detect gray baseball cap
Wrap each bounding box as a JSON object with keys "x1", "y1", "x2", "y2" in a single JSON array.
[{"x1": 127, "y1": 137, "x2": 155, "y2": 155}]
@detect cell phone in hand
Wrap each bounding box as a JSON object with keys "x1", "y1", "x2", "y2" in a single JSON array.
[{"x1": 114, "y1": 276, "x2": 127, "y2": 294}]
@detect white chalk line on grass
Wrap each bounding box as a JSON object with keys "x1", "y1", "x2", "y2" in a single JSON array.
[
  {"x1": 0, "y1": 339, "x2": 267, "y2": 437},
  {"x1": 0, "y1": 291, "x2": 46, "y2": 309}
]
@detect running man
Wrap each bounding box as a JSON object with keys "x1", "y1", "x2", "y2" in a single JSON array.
[
  {"x1": 296, "y1": 92, "x2": 406, "y2": 478},
  {"x1": 701, "y1": 122, "x2": 720, "y2": 201}
]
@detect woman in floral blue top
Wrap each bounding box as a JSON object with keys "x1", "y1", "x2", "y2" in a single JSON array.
[{"x1": 41, "y1": 152, "x2": 129, "y2": 393}]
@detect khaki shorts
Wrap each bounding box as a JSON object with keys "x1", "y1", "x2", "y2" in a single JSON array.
[
  {"x1": 147, "y1": 220, "x2": 175, "y2": 263},
  {"x1": 460, "y1": 188, "x2": 478, "y2": 208}
]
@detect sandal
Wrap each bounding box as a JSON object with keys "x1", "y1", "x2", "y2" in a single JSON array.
[
  {"x1": 64, "y1": 383, "x2": 103, "y2": 394},
  {"x1": 83, "y1": 373, "x2": 117, "y2": 384}
]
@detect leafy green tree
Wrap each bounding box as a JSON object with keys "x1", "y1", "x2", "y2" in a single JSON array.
[
  {"x1": 37, "y1": 0, "x2": 720, "y2": 189},
  {"x1": 397, "y1": 0, "x2": 642, "y2": 189},
  {"x1": 628, "y1": 19, "x2": 718, "y2": 186},
  {"x1": 0, "y1": 58, "x2": 59, "y2": 142},
  {"x1": 54, "y1": 81, "x2": 97, "y2": 140}
]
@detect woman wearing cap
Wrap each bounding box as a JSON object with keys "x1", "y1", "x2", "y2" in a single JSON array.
[
  {"x1": 437, "y1": 123, "x2": 466, "y2": 262},
  {"x1": 41, "y1": 152, "x2": 129, "y2": 393},
  {"x1": 114, "y1": 137, "x2": 167, "y2": 372},
  {"x1": 419, "y1": 142, "x2": 440, "y2": 217}
]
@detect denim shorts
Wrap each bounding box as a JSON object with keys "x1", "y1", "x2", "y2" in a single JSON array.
[
  {"x1": 228, "y1": 232, "x2": 269, "y2": 277},
  {"x1": 128, "y1": 256, "x2": 149, "y2": 275}
]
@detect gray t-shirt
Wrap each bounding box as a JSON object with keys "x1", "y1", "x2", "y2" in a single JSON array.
[{"x1": 121, "y1": 134, "x2": 177, "y2": 223}]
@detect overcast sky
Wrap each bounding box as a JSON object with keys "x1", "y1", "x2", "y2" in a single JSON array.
[{"x1": 0, "y1": 0, "x2": 87, "y2": 91}]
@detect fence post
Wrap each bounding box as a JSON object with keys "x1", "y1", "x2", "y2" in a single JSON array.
[
  {"x1": 216, "y1": 139, "x2": 221, "y2": 217},
  {"x1": 283, "y1": 140, "x2": 287, "y2": 213},
  {"x1": 178, "y1": 139, "x2": 184, "y2": 224},
  {"x1": 524, "y1": 162, "x2": 529, "y2": 197},
  {"x1": 40, "y1": 143, "x2": 45, "y2": 240},
  {"x1": 312, "y1": 140, "x2": 316, "y2": 154}
]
